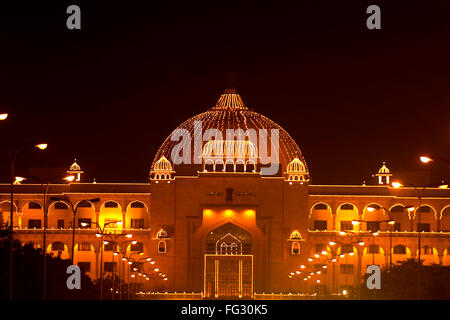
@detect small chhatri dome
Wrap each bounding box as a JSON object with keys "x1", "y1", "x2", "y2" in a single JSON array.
[
  {"x1": 69, "y1": 159, "x2": 81, "y2": 171},
  {"x1": 285, "y1": 158, "x2": 309, "y2": 182},
  {"x1": 153, "y1": 156, "x2": 173, "y2": 172},
  {"x1": 289, "y1": 230, "x2": 303, "y2": 240},
  {"x1": 151, "y1": 156, "x2": 174, "y2": 181},
  {"x1": 375, "y1": 162, "x2": 392, "y2": 185},
  {"x1": 377, "y1": 162, "x2": 391, "y2": 174},
  {"x1": 286, "y1": 158, "x2": 307, "y2": 173},
  {"x1": 66, "y1": 159, "x2": 83, "y2": 182}
]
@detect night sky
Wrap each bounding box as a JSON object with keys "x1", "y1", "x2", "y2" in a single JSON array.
[{"x1": 0, "y1": 0, "x2": 449, "y2": 185}]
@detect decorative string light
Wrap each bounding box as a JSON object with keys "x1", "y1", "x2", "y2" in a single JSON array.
[{"x1": 151, "y1": 89, "x2": 308, "y2": 175}]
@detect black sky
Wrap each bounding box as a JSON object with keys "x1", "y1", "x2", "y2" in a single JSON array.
[{"x1": 0, "y1": 0, "x2": 449, "y2": 184}]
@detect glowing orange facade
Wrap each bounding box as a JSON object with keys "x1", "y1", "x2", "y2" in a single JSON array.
[{"x1": 1, "y1": 90, "x2": 449, "y2": 298}]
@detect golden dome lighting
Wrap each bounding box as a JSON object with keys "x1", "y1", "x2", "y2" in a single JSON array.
[{"x1": 151, "y1": 88, "x2": 308, "y2": 177}]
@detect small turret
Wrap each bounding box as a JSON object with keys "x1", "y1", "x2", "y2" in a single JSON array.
[
  {"x1": 150, "y1": 156, "x2": 175, "y2": 180},
  {"x1": 67, "y1": 159, "x2": 83, "y2": 182},
  {"x1": 374, "y1": 162, "x2": 392, "y2": 185},
  {"x1": 284, "y1": 158, "x2": 309, "y2": 182}
]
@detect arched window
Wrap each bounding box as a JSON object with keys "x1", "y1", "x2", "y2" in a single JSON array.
[
  {"x1": 28, "y1": 202, "x2": 42, "y2": 209},
  {"x1": 291, "y1": 242, "x2": 300, "y2": 255},
  {"x1": 225, "y1": 161, "x2": 234, "y2": 172},
  {"x1": 340, "y1": 204, "x2": 354, "y2": 210},
  {"x1": 78, "y1": 242, "x2": 92, "y2": 251},
  {"x1": 130, "y1": 201, "x2": 145, "y2": 208},
  {"x1": 391, "y1": 205, "x2": 406, "y2": 212},
  {"x1": 368, "y1": 245, "x2": 380, "y2": 254},
  {"x1": 158, "y1": 240, "x2": 167, "y2": 254},
  {"x1": 51, "y1": 242, "x2": 65, "y2": 251},
  {"x1": 104, "y1": 201, "x2": 118, "y2": 208},
  {"x1": 246, "y1": 162, "x2": 255, "y2": 172},
  {"x1": 215, "y1": 160, "x2": 224, "y2": 172},
  {"x1": 205, "y1": 162, "x2": 214, "y2": 172},
  {"x1": 367, "y1": 204, "x2": 381, "y2": 210},
  {"x1": 421, "y1": 245, "x2": 433, "y2": 255},
  {"x1": 417, "y1": 206, "x2": 432, "y2": 213},
  {"x1": 77, "y1": 201, "x2": 92, "y2": 208},
  {"x1": 54, "y1": 202, "x2": 69, "y2": 210},
  {"x1": 236, "y1": 162, "x2": 245, "y2": 172},
  {"x1": 393, "y1": 245, "x2": 406, "y2": 254},
  {"x1": 104, "y1": 241, "x2": 117, "y2": 251},
  {"x1": 313, "y1": 203, "x2": 328, "y2": 210}
]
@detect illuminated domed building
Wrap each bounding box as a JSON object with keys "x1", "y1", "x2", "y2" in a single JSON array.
[{"x1": 1, "y1": 89, "x2": 450, "y2": 299}]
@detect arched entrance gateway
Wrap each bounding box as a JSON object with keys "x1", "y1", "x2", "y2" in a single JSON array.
[{"x1": 204, "y1": 223, "x2": 253, "y2": 299}]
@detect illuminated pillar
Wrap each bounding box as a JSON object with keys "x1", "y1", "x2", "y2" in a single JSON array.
[
  {"x1": 214, "y1": 259, "x2": 219, "y2": 298},
  {"x1": 94, "y1": 246, "x2": 101, "y2": 280},
  {"x1": 238, "y1": 259, "x2": 243, "y2": 298},
  {"x1": 18, "y1": 211, "x2": 22, "y2": 229},
  {"x1": 122, "y1": 210, "x2": 126, "y2": 230},
  {"x1": 95, "y1": 204, "x2": 101, "y2": 226}
]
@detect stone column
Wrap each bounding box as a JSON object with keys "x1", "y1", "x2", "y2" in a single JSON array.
[{"x1": 122, "y1": 210, "x2": 127, "y2": 230}]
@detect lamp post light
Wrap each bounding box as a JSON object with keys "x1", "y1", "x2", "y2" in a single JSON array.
[
  {"x1": 126, "y1": 259, "x2": 134, "y2": 300},
  {"x1": 306, "y1": 253, "x2": 336, "y2": 296},
  {"x1": 116, "y1": 239, "x2": 138, "y2": 300},
  {"x1": 362, "y1": 204, "x2": 414, "y2": 271},
  {"x1": 6, "y1": 142, "x2": 47, "y2": 300},
  {"x1": 21, "y1": 175, "x2": 74, "y2": 300},
  {"x1": 0, "y1": 113, "x2": 8, "y2": 120},
  {"x1": 419, "y1": 155, "x2": 450, "y2": 170},
  {"x1": 391, "y1": 181, "x2": 447, "y2": 263},
  {"x1": 289, "y1": 267, "x2": 319, "y2": 295},
  {"x1": 102, "y1": 233, "x2": 133, "y2": 300},
  {"x1": 391, "y1": 180, "x2": 447, "y2": 299},
  {"x1": 352, "y1": 219, "x2": 393, "y2": 265},
  {"x1": 78, "y1": 220, "x2": 124, "y2": 300},
  {"x1": 122, "y1": 252, "x2": 149, "y2": 299},
  {"x1": 126, "y1": 256, "x2": 154, "y2": 298},
  {"x1": 329, "y1": 236, "x2": 365, "y2": 299}
]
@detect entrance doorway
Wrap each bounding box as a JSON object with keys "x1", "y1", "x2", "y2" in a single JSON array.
[{"x1": 203, "y1": 223, "x2": 253, "y2": 299}]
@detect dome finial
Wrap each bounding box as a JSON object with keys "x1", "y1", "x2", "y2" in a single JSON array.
[{"x1": 224, "y1": 71, "x2": 238, "y2": 91}]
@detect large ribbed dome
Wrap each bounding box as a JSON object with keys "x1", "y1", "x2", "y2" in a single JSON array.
[{"x1": 151, "y1": 89, "x2": 308, "y2": 176}]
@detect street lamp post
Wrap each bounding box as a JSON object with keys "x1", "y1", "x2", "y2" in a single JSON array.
[
  {"x1": 50, "y1": 197, "x2": 100, "y2": 265},
  {"x1": 21, "y1": 175, "x2": 74, "y2": 300},
  {"x1": 329, "y1": 236, "x2": 365, "y2": 299},
  {"x1": 364, "y1": 204, "x2": 414, "y2": 271},
  {"x1": 391, "y1": 181, "x2": 440, "y2": 300},
  {"x1": 79, "y1": 220, "x2": 123, "y2": 300},
  {"x1": 116, "y1": 240, "x2": 137, "y2": 300},
  {"x1": 392, "y1": 181, "x2": 447, "y2": 263},
  {"x1": 6, "y1": 142, "x2": 47, "y2": 300},
  {"x1": 306, "y1": 252, "x2": 335, "y2": 296},
  {"x1": 102, "y1": 233, "x2": 133, "y2": 300},
  {"x1": 122, "y1": 253, "x2": 154, "y2": 299}
]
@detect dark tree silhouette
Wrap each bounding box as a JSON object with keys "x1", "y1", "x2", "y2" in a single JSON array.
[
  {"x1": 360, "y1": 259, "x2": 450, "y2": 300},
  {"x1": 0, "y1": 238, "x2": 97, "y2": 300}
]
